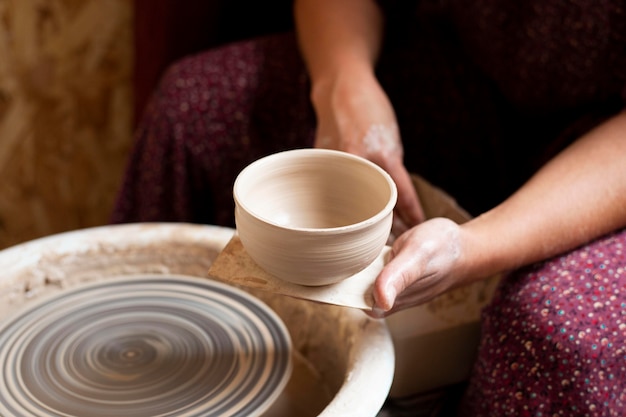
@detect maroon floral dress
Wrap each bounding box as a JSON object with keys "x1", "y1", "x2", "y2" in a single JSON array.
[{"x1": 111, "y1": 0, "x2": 626, "y2": 415}]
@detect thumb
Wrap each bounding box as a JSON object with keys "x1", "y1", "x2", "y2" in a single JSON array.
[
  {"x1": 372, "y1": 273, "x2": 396, "y2": 313},
  {"x1": 372, "y1": 243, "x2": 415, "y2": 312}
]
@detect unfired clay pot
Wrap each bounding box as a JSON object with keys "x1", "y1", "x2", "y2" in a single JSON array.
[
  {"x1": 0, "y1": 223, "x2": 395, "y2": 417},
  {"x1": 234, "y1": 149, "x2": 397, "y2": 286}
]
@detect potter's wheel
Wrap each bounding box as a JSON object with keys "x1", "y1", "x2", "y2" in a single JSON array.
[{"x1": 0, "y1": 274, "x2": 292, "y2": 417}]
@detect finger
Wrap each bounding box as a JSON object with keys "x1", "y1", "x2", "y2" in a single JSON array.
[
  {"x1": 386, "y1": 163, "x2": 425, "y2": 226},
  {"x1": 387, "y1": 274, "x2": 444, "y2": 313},
  {"x1": 363, "y1": 306, "x2": 387, "y2": 319},
  {"x1": 390, "y1": 212, "x2": 409, "y2": 240}
]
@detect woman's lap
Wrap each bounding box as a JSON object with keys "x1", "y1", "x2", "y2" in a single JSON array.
[
  {"x1": 110, "y1": 23, "x2": 528, "y2": 227},
  {"x1": 110, "y1": 24, "x2": 558, "y2": 225},
  {"x1": 461, "y1": 227, "x2": 626, "y2": 416}
]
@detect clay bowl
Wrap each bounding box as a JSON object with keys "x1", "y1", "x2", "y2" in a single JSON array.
[{"x1": 233, "y1": 148, "x2": 397, "y2": 286}]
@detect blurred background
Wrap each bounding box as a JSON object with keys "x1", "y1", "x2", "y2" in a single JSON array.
[{"x1": 0, "y1": 0, "x2": 293, "y2": 249}]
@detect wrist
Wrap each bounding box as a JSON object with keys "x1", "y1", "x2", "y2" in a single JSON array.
[
  {"x1": 309, "y1": 63, "x2": 377, "y2": 108},
  {"x1": 457, "y1": 217, "x2": 508, "y2": 283}
]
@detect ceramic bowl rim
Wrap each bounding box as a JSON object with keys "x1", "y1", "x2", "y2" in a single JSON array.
[{"x1": 233, "y1": 148, "x2": 397, "y2": 234}]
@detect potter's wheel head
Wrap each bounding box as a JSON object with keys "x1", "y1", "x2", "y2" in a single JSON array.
[{"x1": 0, "y1": 275, "x2": 292, "y2": 417}]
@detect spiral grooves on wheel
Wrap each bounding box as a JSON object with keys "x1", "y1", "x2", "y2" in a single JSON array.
[{"x1": 0, "y1": 275, "x2": 292, "y2": 417}]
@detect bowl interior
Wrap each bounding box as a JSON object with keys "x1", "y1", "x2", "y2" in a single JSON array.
[{"x1": 235, "y1": 150, "x2": 396, "y2": 230}]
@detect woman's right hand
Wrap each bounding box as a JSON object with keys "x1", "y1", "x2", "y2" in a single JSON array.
[
  {"x1": 311, "y1": 69, "x2": 425, "y2": 235},
  {"x1": 294, "y1": 0, "x2": 424, "y2": 233}
]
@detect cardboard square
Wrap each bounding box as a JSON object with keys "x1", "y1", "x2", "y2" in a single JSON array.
[{"x1": 208, "y1": 234, "x2": 391, "y2": 310}]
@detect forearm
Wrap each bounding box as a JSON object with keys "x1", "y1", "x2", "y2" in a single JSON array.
[
  {"x1": 293, "y1": 0, "x2": 384, "y2": 88},
  {"x1": 462, "y1": 111, "x2": 626, "y2": 280}
]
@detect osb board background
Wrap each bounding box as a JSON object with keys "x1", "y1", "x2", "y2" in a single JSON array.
[{"x1": 0, "y1": 0, "x2": 133, "y2": 249}]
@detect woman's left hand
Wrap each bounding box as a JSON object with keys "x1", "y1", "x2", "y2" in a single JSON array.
[{"x1": 370, "y1": 217, "x2": 467, "y2": 317}]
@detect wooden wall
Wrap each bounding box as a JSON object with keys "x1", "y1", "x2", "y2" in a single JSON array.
[{"x1": 0, "y1": 0, "x2": 133, "y2": 249}]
